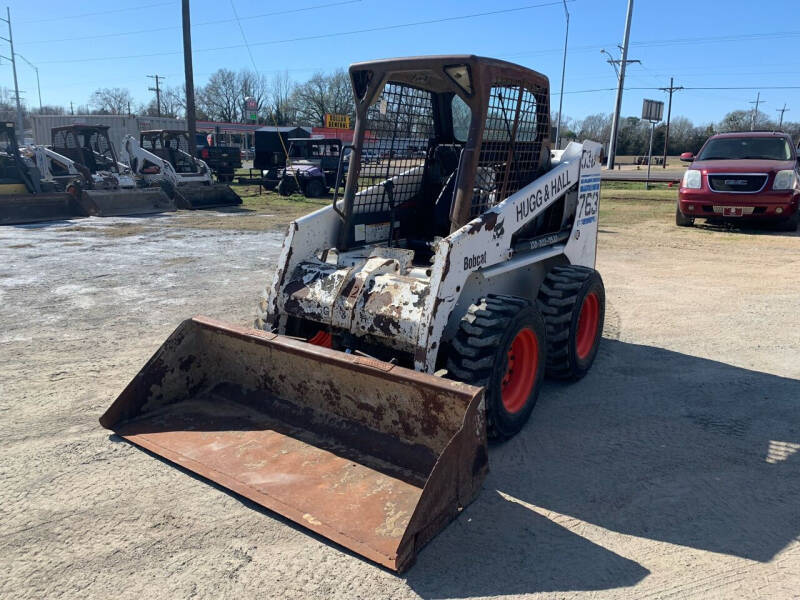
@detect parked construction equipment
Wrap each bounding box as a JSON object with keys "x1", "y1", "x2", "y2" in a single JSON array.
[
  {"x1": 125, "y1": 130, "x2": 241, "y2": 209},
  {"x1": 49, "y1": 124, "x2": 174, "y2": 217},
  {"x1": 102, "y1": 56, "x2": 605, "y2": 572},
  {"x1": 0, "y1": 122, "x2": 84, "y2": 225}
]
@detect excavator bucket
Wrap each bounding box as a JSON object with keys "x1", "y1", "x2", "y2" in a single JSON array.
[
  {"x1": 0, "y1": 190, "x2": 86, "y2": 225},
  {"x1": 100, "y1": 317, "x2": 487, "y2": 572},
  {"x1": 79, "y1": 188, "x2": 176, "y2": 217},
  {"x1": 173, "y1": 184, "x2": 242, "y2": 210}
]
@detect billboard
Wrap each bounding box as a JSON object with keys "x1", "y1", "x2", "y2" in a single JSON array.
[
  {"x1": 642, "y1": 99, "x2": 665, "y2": 122},
  {"x1": 325, "y1": 113, "x2": 351, "y2": 129}
]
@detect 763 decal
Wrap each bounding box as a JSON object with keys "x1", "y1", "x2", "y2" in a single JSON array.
[
  {"x1": 577, "y1": 174, "x2": 600, "y2": 226},
  {"x1": 579, "y1": 190, "x2": 599, "y2": 218}
]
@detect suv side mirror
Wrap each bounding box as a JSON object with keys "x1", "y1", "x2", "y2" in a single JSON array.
[{"x1": 680, "y1": 152, "x2": 694, "y2": 162}]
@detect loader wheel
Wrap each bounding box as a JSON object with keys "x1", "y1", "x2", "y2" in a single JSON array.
[
  {"x1": 66, "y1": 181, "x2": 81, "y2": 199},
  {"x1": 447, "y1": 295, "x2": 547, "y2": 440},
  {"x1": 277, "y1": 178, "x2": 294, "y2": 197},
  {"x1": 305, "y1": 179, "x2": 325, "y2": 198},
  {"x1": 676, "y1": 206, "x2": 694, "y2": 227},
  {"x1": 537, "y1": 266, "x2": 605, "y2": 380}
]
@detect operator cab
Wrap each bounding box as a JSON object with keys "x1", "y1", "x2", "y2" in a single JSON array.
[
  {"x1": 337, "y1": 55, "x2": 561, "y2": 265},
  {"x1": 140, "y1": 130, "x2": 201, "y2": 174},
  {"x1": 51, "y1": 125, "x2": 119, "y2": 174}
]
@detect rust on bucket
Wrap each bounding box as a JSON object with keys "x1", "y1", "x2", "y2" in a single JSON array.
[{"x1": 101, "y1": 317, "x2": 487, "y2": 572}]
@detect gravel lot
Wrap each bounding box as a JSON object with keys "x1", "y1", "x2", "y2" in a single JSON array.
[{"x1": 1, "y1": 199, "x2": 798, "y2": 599}]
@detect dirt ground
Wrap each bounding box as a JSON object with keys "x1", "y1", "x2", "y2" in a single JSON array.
[{"x1": 1, "y1": 194, "x2": 799, "y2": 600}]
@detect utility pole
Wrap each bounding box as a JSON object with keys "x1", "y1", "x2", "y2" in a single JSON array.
[
  {"x1": 776, "y1": 103, "x2": 789, "y2": 129},
  {"x1": 16, "y1": 54, "x2": 41, "y2": 110},
  {"x1": 182, "y1": 0, "x2": 198, "y2": 154},
  {"x1": 659, "y1": 77, "x2": 683, "y2": 168},
  {"x1": 606, "y1": 0, "x2": 635, "y2": 170},
  {"x1": 554, "y1": 0, "x2": 569, "y2": 150},
  {"x1": 749, "y1": 92, "x2": 763, "y2": 131},
  {"x1": 147, "y1": 74, "x2": 164, "y2": 117},
  {"x1": 0, "y1": 8, "x2": 24, "y2": 134},
  {"x1": 601, "y1": 48, "x2": 640, "y2": 81},
  {"x1": 70, "y1": 101, "x2": 74, "y2": 115}
]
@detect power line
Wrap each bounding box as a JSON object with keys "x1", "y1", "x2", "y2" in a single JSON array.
[
  {"x1": 18, "y1": 1, "x2": 175, "y2": 24},
  {"x1": 35, "y1": 1, "x2": 574, "y2": 65},
  {"x1": 18, "y1": 0, "x2": 363, "y2": 46},
  {"x1": 229, "y1": 0, "x2": 257, "y2": 72}
]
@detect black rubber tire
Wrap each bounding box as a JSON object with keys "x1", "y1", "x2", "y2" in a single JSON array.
[
  {"x1": 537, "y1": 266, "x2": 605, "y2": 380},
  {"x1": 277, "y1": 177, "x2": 294, "y2": 197},
  {"x1": 446, "y1": 294, "x2": 547, "y2": 441},
  {"x1": 676, "y1": 205, "x2": 694, "y2": 227},
  {"x1": 305, "y1": 178, "x2": 325, "y2": 198},
  {"x1": 779, "y1": 210, "x2": 800, "y2": 232}
]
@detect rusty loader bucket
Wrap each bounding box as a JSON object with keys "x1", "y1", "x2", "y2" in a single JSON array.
[
  {"x1": 100, "y1": 317, "x2": 487, "y2": 572},
  {"x1": 79, "y1": 187, "x2": 176, "y2": 217},
  {"x1": 0, "y1": 191, "x2": 87, "y2": 225},
  {"x1": 173, "y1": 184, "x2": 242, "y2": 210}
]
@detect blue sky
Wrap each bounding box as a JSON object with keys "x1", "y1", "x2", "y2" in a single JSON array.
[{"x1": 5, "y1": 0, "x2": 799, "y2": 125}]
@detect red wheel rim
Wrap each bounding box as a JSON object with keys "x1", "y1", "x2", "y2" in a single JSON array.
[
  {"x1": 501, "y1": 328, "x2": 539, "y2": 414},
  {"x1": 308, "y1": 330, "x2": 332, "y2": 348},
  {"x1": 576, "y1": 292, "x2": 600, "y2": 360}
]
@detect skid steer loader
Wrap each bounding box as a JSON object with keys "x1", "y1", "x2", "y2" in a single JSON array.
[
  {"x1": 49, "y1": 124, "x2": 174, "y2": 217},
  {"x1": 124, "y1": 130, "x2": 241, "y2": 209},
  {"x1": 102, "y1": 56, "x2": 605, "y2": 572},
  {"x1": 0, "y1": 122, "x2": 85, "y2": 225}
]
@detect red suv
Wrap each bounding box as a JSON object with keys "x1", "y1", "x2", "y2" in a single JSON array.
[{"x1": 677, "y1": 131, "x2": 800, "y2": 231}]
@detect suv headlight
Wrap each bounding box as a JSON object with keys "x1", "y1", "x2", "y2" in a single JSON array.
[
  {"x1": 682, "y1": 169, "x2": 702, "y2": 189},
  {"x1": 773, "y1": 170, "x2": 796, "y2": 190}
]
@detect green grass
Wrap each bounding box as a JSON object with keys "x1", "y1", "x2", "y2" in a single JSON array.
[
  {"x1": 599, "y1": 186, "x2": 676, "y2": 225},
  {"x1": 227, "y1": 180, "x2": 677, "y2": 229}
]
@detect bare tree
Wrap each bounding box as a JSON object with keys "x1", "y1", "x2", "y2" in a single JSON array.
[
  {"x1": 198, "y1": 69, "x2": 240, "y2": 122},
  {"x1": 30, "y1": 105, "x2": 66, "y2": 116},
  {"x1": 576, "y1": 113, "x2": 612, "y2": 143},
  {"x1": 291, "y1": 69, "x2": 353, "y2": 127},
  {"x1": 161, "y1": 85, "x2": 186, "y2": 118},
  {"x1": 268, "y1": 70, "x2": 297, "y2": 125},
  {"x1": 718, "y1": 109, "x2": 774, "y2": 132},
  {"x1": 89, "y1": 87, "x2": 134, "y2": 114},
  {"x1": 238, "y1": 70, "x2": 268, "y2": 123}
]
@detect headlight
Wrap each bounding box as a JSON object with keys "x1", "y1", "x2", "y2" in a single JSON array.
[
  {"x1": 682, "y1": 169, "x2": 702, "y2": 189},
  {"x1": 773, "y1": 170, "x2": 796, "y2": 190}
]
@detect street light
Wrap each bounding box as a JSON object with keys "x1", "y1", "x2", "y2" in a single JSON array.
[
  {"x1": 554, "y1": 0, "x2": 570, "y2": 150},
  {"x1": 15, "y1": 53, "x2": 41, "y2": 110}
]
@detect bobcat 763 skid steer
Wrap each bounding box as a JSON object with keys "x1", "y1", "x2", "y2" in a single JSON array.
[
  {"x1": 124, "y1": 130, "x2": 241, "y2": 209},
  {"x1": 101, "y1": 56, "x2": 604, "y2": 572}
]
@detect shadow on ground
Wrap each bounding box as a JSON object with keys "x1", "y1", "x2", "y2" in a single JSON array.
[
  {"x1": 406, "y1": 340, "x2": 799, "y2": 598},
  {"x1": 694, "y1": 219, "x2": 799, "y2": 236},
  {"x1": 103, "y1": 338, "x2": 799, "y2": 597}
]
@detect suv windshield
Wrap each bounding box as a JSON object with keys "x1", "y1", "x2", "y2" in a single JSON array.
[{"x1": 697, "y1": 137, "x2": 793, "y2": 161}]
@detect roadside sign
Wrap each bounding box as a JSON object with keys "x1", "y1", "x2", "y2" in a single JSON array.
[
  {"x1": 325, "y1": 113, "x2": 351, "y2": 129},
  {"x1": 245, "y1": 97, "x2": 258, "y2": 122},
  {"x1": 642, "y1": 99, "x2": 664, "y2": 122}
]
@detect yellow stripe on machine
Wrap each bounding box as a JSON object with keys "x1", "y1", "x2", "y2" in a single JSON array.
[{"x1": 0, "y1": 183, "x2": 29, "y2": 195}]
